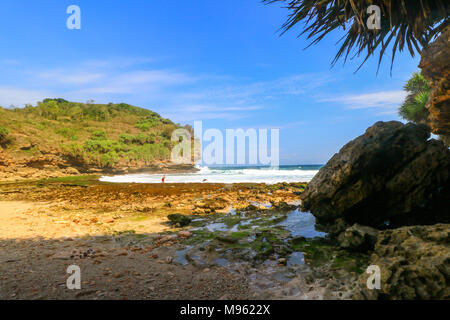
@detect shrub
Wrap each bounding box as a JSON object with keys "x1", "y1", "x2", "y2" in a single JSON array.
[
  {"x1": 56, "y1": 127, "x2": 78, "y2": 141},
  {"x1": 0, "y1": 126, "x2": 10, "y2": 145},
  {"x1": 128, "y1": 144, "x2": 170, "y2": 162},
  {"x1": 64, "y1": 143, "x2": 85, "y2": 159},
  {"x1": 148, "y1": 133, "x2": 156, "y2": 144},
  {"x1": 134, "y1": 133, "x2": 150, "y2": 145},
  {"x1": 119, "y1": 134, "x2": 135, "y2": 145},
  {"x1": 100, "y1": 152, "x2": 118, "y2": 167},
  {"x1": 135, "y1": 116, "x2": 161, "y2": 131},
  {"x1": 84, "y1": 139, "x2": 121, "y2": 154},
  {"x1": 161, "y1": 126, "x2": 174, "y2": 139},
  {"x1": 90, "y1": 131, "x2": 107, "y2": 140}
]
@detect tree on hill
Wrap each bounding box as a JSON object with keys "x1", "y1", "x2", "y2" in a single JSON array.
[{"x1": 38, "y1": 100, "x2": 60, "y2": 120}]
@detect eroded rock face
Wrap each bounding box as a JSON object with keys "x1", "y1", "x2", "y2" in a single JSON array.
[
  {"x1": 301, "y1": 121, "x2": 450, "y2": 235},
  {"x1": 419, "y1": 26, "x2": 450, "y2": 141},
  {"x1": 337, "y1": 224, "x2": 378, "y2": 252},
  {"x1": 354, "y1": 224, "x2": 450, "y2": 300}
]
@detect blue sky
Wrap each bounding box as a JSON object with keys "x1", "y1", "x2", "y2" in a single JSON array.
[{"x1": 0, "y1": 0, "x2": 421, "y2": 164}]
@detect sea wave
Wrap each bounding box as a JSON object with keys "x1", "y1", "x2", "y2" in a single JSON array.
[{"x1": 100, "y1": 166, "x2": 320, "y2": 184}]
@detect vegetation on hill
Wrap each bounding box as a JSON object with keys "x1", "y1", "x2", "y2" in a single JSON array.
[{"x1": 0, "y1": 99, "x2": 186, "y2": 168}]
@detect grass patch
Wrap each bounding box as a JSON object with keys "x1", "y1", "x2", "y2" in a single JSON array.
[
  {"x1": 332, "y1": 252, "x2": 369, "y2": 275},
  {"x1": 182, "y1": 230, "x2": 219, "y2": 245},
  {"x1": 222, "y1": 216, "x2": 242, "y2": 227},
  {"x1": 230, "y1": 231, "x2": 250, "y2": 240},
  {"x1": 130, "y1": 215, "x2": 152, "y2": 222}
]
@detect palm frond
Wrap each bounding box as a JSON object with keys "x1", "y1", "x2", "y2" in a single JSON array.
[{"x1": 264, "y1": 0, "x2": 450, "y2": 73}]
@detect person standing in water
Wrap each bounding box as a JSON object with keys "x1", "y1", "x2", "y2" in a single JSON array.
[{"x1": 162, "y1": 175, "x2": 165, "y2": 184}]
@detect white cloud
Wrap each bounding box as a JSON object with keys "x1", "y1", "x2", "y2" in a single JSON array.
[
  {"x1": 232, "y1": 120, "x2": 306, "y2": 131},
  {"x1": 162, "y1": 73, "x2": 331, "y2": 121},
  {"x1": 166, "y1": 111, "x2": 250, "y2": 122},
  {"x1": 182, "y1": 104, "x2": 262, "y2": 113},
  {"x1": 1, "y1": 59, "x2": 20, "y2": 66},
  {"x1": 111, "y1": 70, "x2": 195, "y2": 86},
  {"x1": 0, "y1": 87, "x2": 50, "y2": 107},
  {"x1": 321, "y1": 90, "x2": 407, "y2": 110},
  {"x1": 161, "y1": 104, "x2": 263, "y2": 122},
  {"x1": 0, "y1": 58, "x2": 333, "y2": 123},
  {"x1": 63, "y1": 69, "x2": 196, "y2": 95},
  {"x1": 80, "y1": 57, "x2": 154, "y2": 69},
  {"x1": 181, "y1": 73, "x2": 331, "y2": 103},
  {"x1": 38, "y1": 71, "x2": 105, "y2": 84}
]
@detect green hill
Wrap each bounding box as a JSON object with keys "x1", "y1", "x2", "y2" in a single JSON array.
[{"x1": 0, "y1": 99, "x2": 188, "y2": 170}]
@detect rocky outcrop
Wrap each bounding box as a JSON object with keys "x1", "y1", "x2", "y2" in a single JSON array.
[
  {"x1": 419, "y1": 26, "x2": 450, "y2": 142},
  {"x1": 168, "y1": 214, "x2": 192, "y2": 227},
  {"x1": 301, "y1": 121, "x2": 450, "y2": 236},
  {"x1": 337, "y1": 224, "x2": 378, "y2": 252},
  {"x1": 193, "y1": 197, "x2": 229, "y2": 214},
  {"x1": 354, "y1": 224, "x2": 450, "y2": 300},
  {"x1": 0, "y1": 146, "x2": 196, "y2": 181}
]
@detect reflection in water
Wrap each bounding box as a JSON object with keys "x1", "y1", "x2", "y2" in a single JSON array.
[{"x1": 278, "y1": 209, "x2": 326, "y2": 238}]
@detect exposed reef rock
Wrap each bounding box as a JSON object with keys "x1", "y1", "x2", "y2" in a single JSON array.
[
  {"x1": 354, "y1": 224, "x2": 450, "y2": 300},
  {"x1": 337, "y1": 224, "x2": 378, "y2": 252}
]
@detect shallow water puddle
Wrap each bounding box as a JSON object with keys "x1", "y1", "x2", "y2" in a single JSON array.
[
  {"x1": 175, "y1": 246, "x2": 192, "y2": 266},
  {"x1": 212, "y1": 258, "x2": 230, "y2": 267},
  {"x1": 287, "y1": 252, "x2": 305, "y2": 266},
  {"x1": 205, "y1": 222, "x2": 228, "y2": 232},
  {"x1": 278, "y1": 209, "x2": 326, "y2": 238}
]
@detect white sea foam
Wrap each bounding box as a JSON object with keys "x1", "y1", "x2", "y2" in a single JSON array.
[{"x1": 100, "y1": 166, "x2": 320, "y2": 184}]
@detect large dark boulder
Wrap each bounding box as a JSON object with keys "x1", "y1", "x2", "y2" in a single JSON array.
[{"x1": 301, "y1": 121, "x2": 450, "y2": 235}]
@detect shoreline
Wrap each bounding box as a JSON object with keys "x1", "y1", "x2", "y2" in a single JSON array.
[{"x1": 0, "y1": 163, "x2": 198, "y2": 183}]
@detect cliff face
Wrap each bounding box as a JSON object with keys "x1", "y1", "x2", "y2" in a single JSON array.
[{"x1": 419, "y1": 26, "x2": 450, "y2": 141}]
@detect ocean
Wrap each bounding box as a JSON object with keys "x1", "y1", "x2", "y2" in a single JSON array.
[{"x1": 100, "y1": 165, "x2": 322, "y2": 184}]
